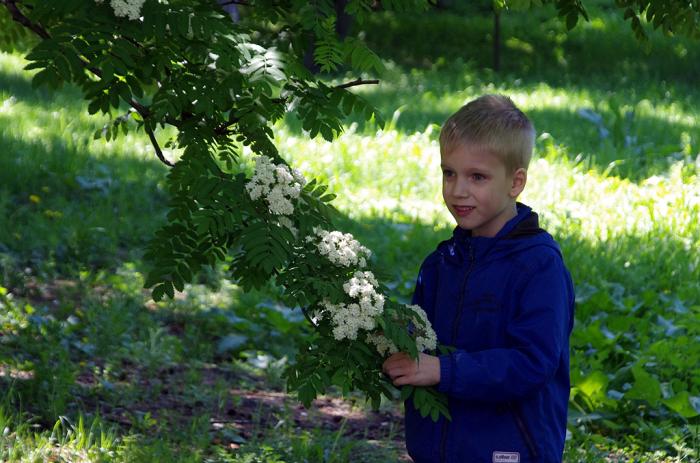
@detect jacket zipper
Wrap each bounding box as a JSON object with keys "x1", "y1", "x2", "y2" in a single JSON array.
[
  {"x1": 510, "y1": 401, "x2": 539, "y2": 460},
  {"x1": 439, "y1": 242, "x2": 475, "y2": 463}
]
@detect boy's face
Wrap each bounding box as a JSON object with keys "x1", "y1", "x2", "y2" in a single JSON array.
[{"x1": 441, "y1": 143, "x2": 526, "y2": 237}]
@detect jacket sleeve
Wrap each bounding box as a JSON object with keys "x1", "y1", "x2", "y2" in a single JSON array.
[{"x1": 437, "y1": 254, "x2": 573, "y2": 401}]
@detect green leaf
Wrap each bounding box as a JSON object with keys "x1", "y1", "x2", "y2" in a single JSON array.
[
  {"x1": 578, "y1": 370, "x2": 608, "y2": 403},
  {"x1": 164, "y1": 281, "x2": 175, "y2": 299},
  {"x1": 625, "y1": 363, "x2": 661, "y2": 405},
  {"x1": 152, "y1": 284, "x2": 166, "y2": 302},
  {"x1": 217, "y1": 334, "x2": 248, "y2": 354},
  {"x1": 32, "y1": 68, "x2": 55, "y2": 89},
  {"x1": 663, "y1": 391, "x2": 700, "y2": 418}
]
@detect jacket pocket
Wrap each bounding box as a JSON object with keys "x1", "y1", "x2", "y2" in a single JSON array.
[
  {"x1": 471, "y1": 292, "x2": 501, "y2": 312},
  {"x1": 509, "y1": 402, "x2": 539, "y2": 461},
  {"x1": 405, "y1": 399, "x2": 439, "y2": 462}
]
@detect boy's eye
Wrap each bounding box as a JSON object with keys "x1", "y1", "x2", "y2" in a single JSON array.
[
  {"x1": 442, "y1": 170, "x2": 454, "y2": 177},
  {"x1": 472, "y1": 173, "x2": 486, "y2": 181}
]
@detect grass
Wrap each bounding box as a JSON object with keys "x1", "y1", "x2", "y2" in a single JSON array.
[{"x1": 1, "y1": 1, "x2": 700, "y2": 461}]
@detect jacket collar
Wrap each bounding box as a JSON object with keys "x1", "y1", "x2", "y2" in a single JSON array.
[
  {"x1": 452, "y1": 202, "x2": 537, "y2": 239},
  {"x1": 440, "y1": 203, "x2": 546, "y2": 264}
]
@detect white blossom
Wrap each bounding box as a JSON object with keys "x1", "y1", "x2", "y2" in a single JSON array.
[
  {"x1": 245, "y1": 155, "x2": 306, "y2": 216},
  {"x1": 95, "y1": 0, "x2": 146, "y2": 21},
  {"x1": 310, "y1": 228, "x2": 371, "y2": 268},
  {"x1": 406, "y1": 304, "x2": 437, "y2": 352},
  {"x1": 366, "y1": 332, "x2": 398, "y2": 357},
  {"x1": 343, "y1": 271, "x2": 380, "y2": 300},
  {"x1": 277, "y1": 216, "x2": 298, "y2": 237},
  {"x1": 318, "y1": 271, "x2": 385, "y2": 341}
]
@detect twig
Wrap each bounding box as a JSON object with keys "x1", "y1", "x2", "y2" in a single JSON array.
[
  {"x1": 334, "y1": 78, "x2": 379, "y2": 89},
  {"x1": 2, "y1": 0, "x2": 49, "y2": 39},
  {"x1": 145, "y1": 124, "x2": 174, "y2": 167},
  {"x1": 219, "y1": 0, "x2": 251, "y2": 6},
  {"x1": 1, "y1": 0, "x2": 177, "y2": 167}
]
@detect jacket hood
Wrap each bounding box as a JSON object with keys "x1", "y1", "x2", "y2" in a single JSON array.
[{"x1": 437, "y1": 203, "x2": 561, "y2": 265}]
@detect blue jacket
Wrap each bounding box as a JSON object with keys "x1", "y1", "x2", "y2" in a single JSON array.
[{"x1": 405, "y1": 204, "x2": 575, "y2": 463}]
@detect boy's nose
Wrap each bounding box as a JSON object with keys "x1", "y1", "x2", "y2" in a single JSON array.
[{"x1": 452, "y1": 180, "x2": 470, "y2": 198}]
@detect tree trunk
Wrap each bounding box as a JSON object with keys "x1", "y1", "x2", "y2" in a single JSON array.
[{"x1": 493, "y1": 9, "x2": 501, "y2": 72}]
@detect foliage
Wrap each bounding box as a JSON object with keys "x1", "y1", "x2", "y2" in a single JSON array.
[
  {"x1": 498, "y1": 0, "x2": 700, "y2": 40},
  {"x1": 613, "y1": 0, "x2": 700, "y2": 41},
  {"x1": 0, "y1": 0, "x2": 453, "y2": 420}
]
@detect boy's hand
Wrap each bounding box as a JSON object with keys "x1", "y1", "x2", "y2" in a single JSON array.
[{"x1": 382, "y1": 352, "x2": 440, "y2": 387}]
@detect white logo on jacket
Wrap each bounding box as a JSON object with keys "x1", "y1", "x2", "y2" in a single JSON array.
[{"x1": 493, "y1": 451, "x2": 520, "y2": 463}]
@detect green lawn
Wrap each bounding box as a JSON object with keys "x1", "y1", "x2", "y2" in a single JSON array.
[{"x1": 1, "y1": 2, "x2": 699, "y2": 462}]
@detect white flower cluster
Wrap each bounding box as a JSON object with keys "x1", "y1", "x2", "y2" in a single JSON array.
[
  {"x1": 277, "y1": 216, "x2": 297, "y2": 237},
  {"x1": 307, "y1": 228, "x2": 371, "y2": 268},
  {"x1": 245, "y1": 155, "x2": 306, "y2": 215},
  {"x1": 319, "y1": 271, "x2": 385, "y2": 341},
  {"x1": 365, "y1": 305, "x2": 437, "y2": 357},
  {"x1": 95, "y1": 0, "x2": 146, "y2": 20},
  {"x1": 366, "y1": 332, "x2": 398, "y2": 357},
  {"x1": 407, "y1": 304, "x2": 437, "y2": 352}
]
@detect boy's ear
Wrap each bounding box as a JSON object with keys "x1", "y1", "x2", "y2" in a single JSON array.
[{"x1": 509, "y1": 168, "x2": 527, "y2": 198}]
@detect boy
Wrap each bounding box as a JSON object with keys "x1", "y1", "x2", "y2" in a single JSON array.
[{"x1": 383, "y1": 94, "x2": 575, "y2": 463}]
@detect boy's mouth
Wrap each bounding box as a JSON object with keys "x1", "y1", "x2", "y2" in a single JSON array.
[{"x1": 453, "y1": 205, "x2": 475, "y2": 217}]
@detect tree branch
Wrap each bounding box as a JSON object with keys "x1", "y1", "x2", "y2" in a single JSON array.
[
  {"x1": 218, "y1": 0, "x2": 250, "y2": 6},
  {"x1": 145, "y1": 124, "x2": 174, "y2": 167},
  {"x1": 334, "y1": 78, "x2": 379, "y2": 89},
  {"x1": 2, "y1": 1, "x2": 177, "y2": 167},
  {"x1": 2, "y1": 0, "x2": 49, "y2": 39}
]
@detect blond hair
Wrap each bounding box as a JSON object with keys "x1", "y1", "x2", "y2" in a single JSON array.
[{"x1": 439, "y1": 94, "x2": 535, "y2": 173}]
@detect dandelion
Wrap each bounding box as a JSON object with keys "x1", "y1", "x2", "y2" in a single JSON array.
[{"x1": 43, "y1": 210, "x2": 63, "y2": 220}]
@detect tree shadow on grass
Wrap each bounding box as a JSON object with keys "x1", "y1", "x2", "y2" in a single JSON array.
[
  {"x1": 0, "y1": 127, "x2": 169, "y2": 277},
  {"x1": 285, "y1": 65, "x2": 698, "y2": 183},
  {"x1": 0, "y1": 57, "x2": 169, "y2": 278},
  {"x1": 0, "y1": 62, "x2": 87, "y2": 113},
  {"x1": 526, "y1": 105, "x2": 695, "y2": 181}
]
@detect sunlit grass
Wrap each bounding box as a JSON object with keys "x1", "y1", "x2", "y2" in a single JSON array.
[
  {"x1": 0, "y1": 407, "x2": 119, "y2": 463},
  {"x1": 0, "y1": 52, "x2": 175, "y2": 164},
  {"x1": 278, "y1": 124, "x2": 699, "y2": 240}
]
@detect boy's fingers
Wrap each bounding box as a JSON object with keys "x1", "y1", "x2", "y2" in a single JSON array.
[
  {"x1": 386, "y1": 361, "x2": 418, "y2": 380},
  {"x1": 383, "y1": 353, "x2": 410, "y2": 371},
  {"x1": 385, "y1": 365, "x2": 406, "y2": 379},
  {"x1": 392, "y1": 373, "x2": 416, "y2": 387}
]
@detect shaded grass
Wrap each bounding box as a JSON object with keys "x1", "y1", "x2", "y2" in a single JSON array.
[{"x1": 0, "y1": 52, "x2": 169, "y2": 277}]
